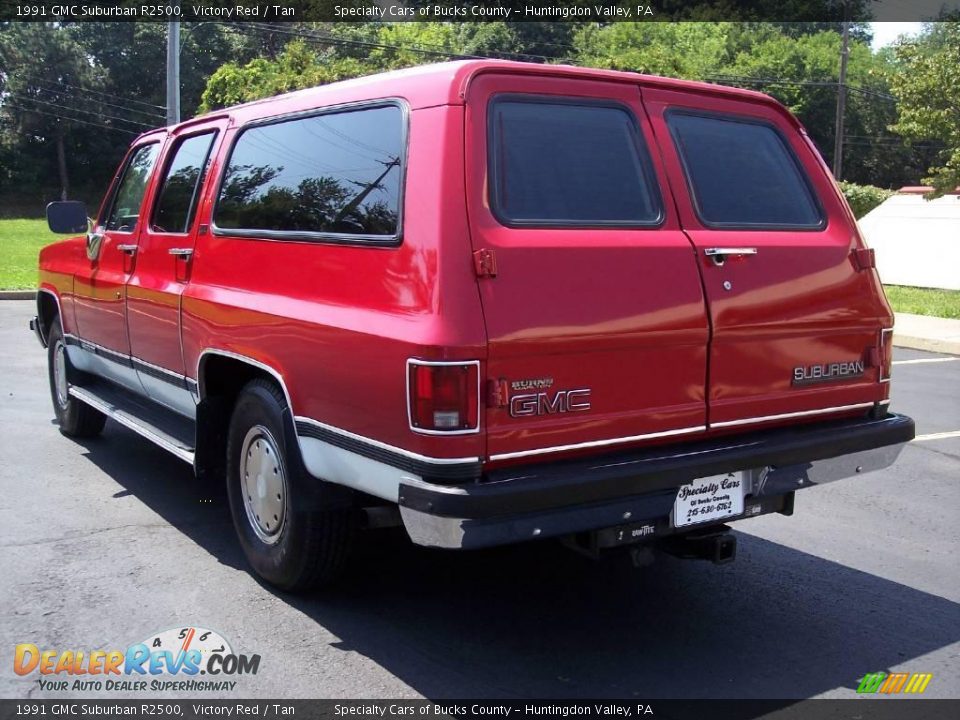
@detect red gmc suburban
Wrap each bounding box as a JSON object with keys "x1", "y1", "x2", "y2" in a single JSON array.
[{"x1": 33, "y1": 61, "x2": 914, "y2": 589}]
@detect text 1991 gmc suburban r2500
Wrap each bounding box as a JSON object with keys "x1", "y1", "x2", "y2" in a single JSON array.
[{"x1": 32, "y1": 61, "x2": 914, "y2": 589}]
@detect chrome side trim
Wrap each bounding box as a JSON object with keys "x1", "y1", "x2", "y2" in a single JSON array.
[
  {"x1": 488, "y1": 425, "x2": 708, "y2": 462},
  {"x1": 710, "y1": 402, "x2": 875, "y2": 429},
  {"x1": 68, "y1": 386, "x2": 195, "y2": 465},
  {"x1": 298, "y1": 435, "x2": 414, "y2": 502},
  {"x1": 406, "y1": 358, "x2": 482, "y2": 436},
  {"x1": 195, "y1": 348, "x2": 293, "y2": 413},
  {"x1": 295, "y1": 415, "x2": 480, "y2": 466},
  {"x1": 133, "y1": 354, "x2": 187, "y2": 382},
  {"x1": 36, "y1": 287, "x2": 63, "y2": 343}
]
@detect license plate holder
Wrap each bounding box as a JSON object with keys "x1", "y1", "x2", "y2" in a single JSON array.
[{"x1": 673, "y1": 472, "x2": 746, "y2": 528}]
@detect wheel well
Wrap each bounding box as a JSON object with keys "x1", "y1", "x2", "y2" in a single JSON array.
[
  {"x1": 37, "y1": 291, "x2": 59, "y2": 343},
  {"x1": 199, "y1": 354, "x2": 284, "y2": 409},
  {"x1": 194, "y1": 354, "x2": 288, "y2": 483}
]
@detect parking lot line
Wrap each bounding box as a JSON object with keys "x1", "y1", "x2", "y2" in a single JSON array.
[
  {"x1": 893, "y1": 357, "x2": 958, "y2": 366},
  {"x1": 913, "y1": 430, "x2": 960, "y2": 442}
]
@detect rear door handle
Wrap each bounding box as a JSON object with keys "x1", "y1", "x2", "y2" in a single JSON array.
[
  {"x1": 169, "y1": 248, "x2": 194, "y2": 259},
  {"x1": 704, "y1": 247, "x2": 757, "y2": 266},
  {"x1": 116, "y1": 244, "x2": 138, "y2": 255}
]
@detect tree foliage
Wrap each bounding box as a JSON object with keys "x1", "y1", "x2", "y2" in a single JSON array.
[
  {"x1": 889, "y1": 22, "x2": 960, "y2": 197},
  {"x1": 1, "y1": 19, "x2": 957, "y2": 214},
  {"x1": 0, "y1": 21, "x2": 267, "y2": 211}
]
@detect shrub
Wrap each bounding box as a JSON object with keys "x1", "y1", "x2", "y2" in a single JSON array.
[{"x1": 839, "y1": 181, "x2": 895, "y2": 219}]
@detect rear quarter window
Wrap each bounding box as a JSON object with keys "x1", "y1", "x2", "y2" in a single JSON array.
[
  {"x1": 489, "y1": 98, "x2": 662, "y2": 227},
  {"x1": 214, "y1": 103, "x2": 404, "y2": 242},
  {"x1": 666, "y1": 112, "x2": 824, "y2": 229}
]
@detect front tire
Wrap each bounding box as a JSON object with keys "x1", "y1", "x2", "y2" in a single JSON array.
[
  {"x1": 226, "y1": 379, "x2": 355, "y2": 590},
  {"x1": 47, "y1": 318, "x2": 106, "y2": 438}
]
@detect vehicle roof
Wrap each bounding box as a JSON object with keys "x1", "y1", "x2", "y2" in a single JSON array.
[{"x1": 158, "y1": 59, "x2": 785, "y2": 136}]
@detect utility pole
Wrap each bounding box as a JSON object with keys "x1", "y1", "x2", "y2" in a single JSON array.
[
  {"x1": 166, "y1": 18, "x2": 180, "y2": 125},
  {"x1": 833, "y1": 19, "x2": 850, "y2": 180}
]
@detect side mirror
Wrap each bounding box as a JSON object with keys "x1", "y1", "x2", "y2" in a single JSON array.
[{"x1": 46, "y1": 201, "x2": 89, "y2": 234}]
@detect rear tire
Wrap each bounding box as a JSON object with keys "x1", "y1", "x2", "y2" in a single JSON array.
[
  {"x1": 47, "y1": 318, "x2": 106, "y2": 438},
  {"x1": 226, "y1": 379, "x2": 355, "y2": 590}
]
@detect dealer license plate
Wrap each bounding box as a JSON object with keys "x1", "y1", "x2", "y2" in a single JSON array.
[{"x1": 673, "y1": 472, "x2": 745, "y2": 528}]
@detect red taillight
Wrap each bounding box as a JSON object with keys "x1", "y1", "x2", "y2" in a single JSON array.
[
  {"x1": 880, "y1": 328, "x2": 894, "y2": 382},
  {"x1": 408, "y1": 361, "x2": 479, "y2": 433}
]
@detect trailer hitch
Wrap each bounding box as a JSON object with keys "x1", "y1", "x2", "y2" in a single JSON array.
[{"x1": 657, "y1": 525, "x2": 737, "y2": 565}]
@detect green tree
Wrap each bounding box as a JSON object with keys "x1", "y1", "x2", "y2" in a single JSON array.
[
  {"x1": 199, "y1": 39, "x2": 373, "y2": 112},
  {"x1": 0, "y1": 23, "x2": 110, "y2": 202},
  {"x1": 889, "y1": 22, "x2": 960, "y2": 196},
  {"x1": 573, "y1": 22, "x2": 735, "y2": 79}
]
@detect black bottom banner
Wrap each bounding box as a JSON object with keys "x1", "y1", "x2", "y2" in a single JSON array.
[{"x1": 1, "y1": 700, "x2": 959, "y2": 720}]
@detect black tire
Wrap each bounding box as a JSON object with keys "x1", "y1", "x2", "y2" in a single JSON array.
[
  {"x1": 47, "y1": 318, "x2": 106, "y2": 438},
  {"x1": 226, "y1": 378, "x2": 355, "y2": 590}
]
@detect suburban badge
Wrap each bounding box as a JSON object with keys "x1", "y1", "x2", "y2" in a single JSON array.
[{"x1": 793, "y1": 360, "x2": 866, "y2": 386}]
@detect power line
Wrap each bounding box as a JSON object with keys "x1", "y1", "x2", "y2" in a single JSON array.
[
  {"x1": 217, "y1": 21, "x2": 475, "y2": 61},
  {"x1": 221, "y1": 21, "x2": 573, "y2": 65},
  {"x1": 708, "y1": 75, "x2": 898, "y2": 103},
  {"x1": 9, "y1": 77, "x2": 167, "y2": 122},
  {"x1": 8, "y1": 72, "x2": 167, "y2": 112},
  {"x1": 11, "y1": 96, "x2": 155, "y2": 129},
  {"x1": 1, "y1": 102, "x2": 140, "y2": 135}
]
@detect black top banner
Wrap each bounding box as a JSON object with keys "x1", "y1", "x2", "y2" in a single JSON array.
[{"x1": 0, "y1": 0, "x2": 957, "y2": 23}]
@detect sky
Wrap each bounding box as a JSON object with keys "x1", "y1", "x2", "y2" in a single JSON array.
[{"x1": 869, "y1": 22, "x2": 925, "y2": 49}]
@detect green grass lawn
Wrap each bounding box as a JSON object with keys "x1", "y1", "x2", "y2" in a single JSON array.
[
  {"x1": 0, "y1": 218, "x2": 68, "y2": 290},
  {"x1": 884, "y1": 285, "x2": 960, "y2": 320}
]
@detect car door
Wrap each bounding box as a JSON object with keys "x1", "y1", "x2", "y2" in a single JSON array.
[
  {"x1": 73, "y1": 135, "x2": 163, "y2": 392},
  {"x1": 642, "y1": 87, "x2": 892, "y2": 429},
  {"x1": 126, "y1": 121, "x2": 225, "y2": 418},
  {"x1": 465, "y1": 72, "x2": 710, "y2": 462}
]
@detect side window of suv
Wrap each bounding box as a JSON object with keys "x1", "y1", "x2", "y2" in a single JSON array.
[
  {"x1": 214, "y1": 103, "x2": 404, "y2": 240},
  {"x1": 489, "y1": 98, "x2": 662, "y2": 227},
  {"x1": 104, "y1": 143, "x2": 161, "y2": 233},
  {"x1": 667, "y1": 112, "x2": 823, "y2": 229},
  {"x1": 151, "y1": 131, "x2": 218, "y2": 234}
]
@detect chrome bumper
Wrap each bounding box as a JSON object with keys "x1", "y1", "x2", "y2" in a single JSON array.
[{"x1": 398, "y1": 413, "x2": 913, "y2": 550}]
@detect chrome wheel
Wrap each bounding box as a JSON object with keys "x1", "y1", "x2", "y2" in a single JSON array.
[
  {"x1": 53, "y1": 340, "x2": 69, "y2": 409},
  {"x1": 240, "y1": 425, "x2": 288, "y2": 545}
]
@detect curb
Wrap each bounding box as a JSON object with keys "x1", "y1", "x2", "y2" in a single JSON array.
[
  {"x1": 0, "y1": 290, "x2": 36, "y2": 300},
  {"x1": 893, "y1": 334, "x2": 960, "y2": 357}
]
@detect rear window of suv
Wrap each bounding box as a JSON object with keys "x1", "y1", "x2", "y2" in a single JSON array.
[
  {"x1": 214, "y1": 103, "x2": 404, "y2": 242},
  {"x1": 667, "y1": 112, "x2": 823, "y2": 229},
  {"x1": 489, "y1": 98, "x2": 662, "y2": 227}
]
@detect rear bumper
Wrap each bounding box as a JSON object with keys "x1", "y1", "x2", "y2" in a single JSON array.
[{"x1": 398, "y1": 412, "x2": 914, "y2": 549}]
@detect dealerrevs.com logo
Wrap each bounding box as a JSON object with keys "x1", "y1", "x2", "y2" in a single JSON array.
[{"x1": 14, "y1": 627, "x2": 260, "y2": 693}]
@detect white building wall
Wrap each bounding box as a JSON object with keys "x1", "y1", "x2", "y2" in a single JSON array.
[{"x1": 858, "y1": 193, "x2": 960, "y2": 291}]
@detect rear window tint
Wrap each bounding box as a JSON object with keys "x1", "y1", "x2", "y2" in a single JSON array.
[
  {"x1": 667, "y1": 113, "x2": 823, "y2": 228},
  {"x1": 215, "y1": 104, "x2": 403, "y2": 239},
  {"x1": 489, "y1": 99, "x2": 662, "y2": 226}
]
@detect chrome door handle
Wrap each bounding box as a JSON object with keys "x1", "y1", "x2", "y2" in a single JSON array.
[
  {"x1": 705, "y1": 247, "x2": 757, "y2": 266},
  {"x1": 116, "y1": 244, "x2": 138, "y2": 255},
  {"x1": 168, "y1": 248, "x2": 194, "y2": 259}
]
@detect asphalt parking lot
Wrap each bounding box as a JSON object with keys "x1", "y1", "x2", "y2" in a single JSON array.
[{"x1": 1, "y1": 299, "x2": 957, "y2": 701}]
